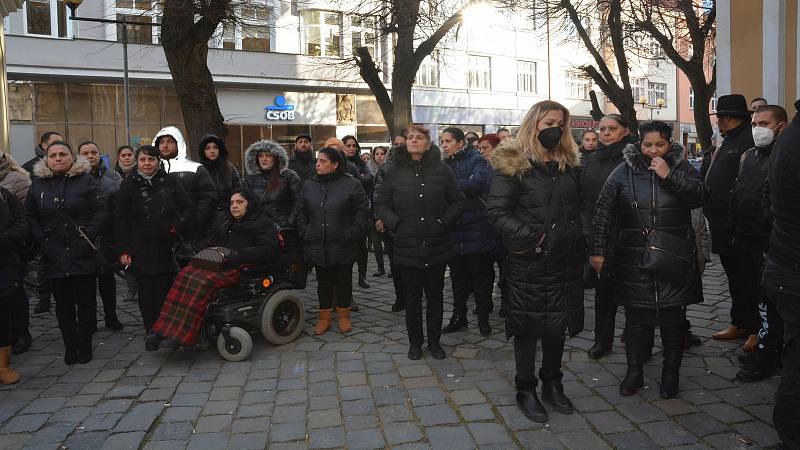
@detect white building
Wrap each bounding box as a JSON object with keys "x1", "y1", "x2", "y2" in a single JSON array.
[{"x1": 3, "y1": 0, "x2": 677, "y2": 166}]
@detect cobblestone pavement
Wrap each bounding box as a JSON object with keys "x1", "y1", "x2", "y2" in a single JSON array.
[{"x1": 0, "y1": 256, "x2": 781, "y2": 449}]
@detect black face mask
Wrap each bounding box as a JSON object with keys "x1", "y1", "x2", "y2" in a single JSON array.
[{"x1": 537, "y1": 127, "x2": 563, "y2": 151}]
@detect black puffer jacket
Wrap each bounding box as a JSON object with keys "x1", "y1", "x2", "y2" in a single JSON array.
[
  {"x1": 765, "y1": 111, "x2": 800, "y2": 270},
  {"x1": 0, "y1": 188, "x2": 28, "y2": 293},
  {"x1": 25, "y1": 157, "x2": 106, "y2": 280},
  {"x1": 444, "y1": 146, "x2": 494, "y2": 255},
  {"x1": 115, "y1": 168, "x2": 192, "y2": 275},
  {"x1": 295, "y1": 165, "x2": 369, "y2": 267},
  {"x1": 199, "y1": 134, "x2": 242, "y2": 211},
  {"x1": 702, "y1": 122, "x2": 754, "y2": 254},
  {"x1": 728, "y1": 144, "x2": 772, "y2": 240},
  {"x1": 592, "y1": 143, "x2": 704, "y2": 310},
  {"x1": 579, "y1": 135, "x2": 635, "y2": 259},
  {"x1": 288, "y1": 151, "x2": 316, "y2": 182},
  {"x1": 487, "y1": 141, "x2": 585, "y2": 339},
  {"x1": 375, "y1": 145, "x2": 464, "y2": 269},
  {"x1": 201, "y1": 209, "x2": 279, "y2": 269},
  {"x1": 346, "y1": 153, "x2": 374, "y2": 196},
  {"x1": 242, "y1": 140, "x2": 302, "y2": 229}
]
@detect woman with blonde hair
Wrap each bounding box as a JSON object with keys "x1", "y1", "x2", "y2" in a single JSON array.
[{"x1": 487, "y1": 100, "x2": 585, "y2": 422}]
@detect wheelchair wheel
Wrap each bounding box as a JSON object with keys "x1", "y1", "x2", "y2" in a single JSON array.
[
  {"x1": 217, "y1": 326, "x2": 253, "y2": 362},
  {"x1": 260, "y1": 290, "x2": 305, "y2": 345}
]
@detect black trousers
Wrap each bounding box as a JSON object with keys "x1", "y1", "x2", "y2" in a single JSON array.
[
  {"x1": 624, "y1": 306, "x2": 685, "y2": 368},
  {"x1": 0, "y1": 292, "x2": 13, "y2": 347},
  {"x1": 383, "y1": 235, "x2": 404, "y2": 306},
  {"x1": 720, "y1": 253, "x2": 750, "y2": 330},
  {"x1": 594, "y1": 277, "x2": 618, "y2": 347},
  {"x1": 399, "y1": 264, "x2": 446, "y2": 347},
  {"x1": 52, "y1": 275, "x2": 96, "y2": 352},
  {"x1": 316, "y1": 264, "x2": 353, "y2": 309},
  {"x1": 756, "y1": 288, "x2": 784, "y2": 353},
  {"x1": 731, "y1": 238, "x2": 767, "y2": 333},
  {"x1": 356, "y1": 238, "x2": 368, "y2": 278},
  {"x1": 94, "y1": 271, "x2": 118, "y2": 323},
  {"x1": 449, "y1": 253, "x2": 494, "y2": 319},
  {"x1": 370, "y1": 227, "x2": 385, "y2": 273},
  {"x1": 35, "y1": 258, "x2": 52, "y2": 303},
  {"x1": 10, "y1": 285, "x2": 29, "y2": 341},
  {"x1": 770, "y1": 286, "x2": 800, "y2": 449},
  {"x1": 137, "y1": 273, "x2": 174, "y2": 332},
  {"x1": 514, "y1": 335, "x2": 566, "y2": 390},
  {"x1": 495, "y1": 255, "x2": 508, "y2": 307}
]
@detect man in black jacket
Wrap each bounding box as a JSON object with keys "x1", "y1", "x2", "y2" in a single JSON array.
[
  {"x1": 729, "y1": 106, "x2": 787, "y2": 383},
  {"x1": 762, "y1": 99, "x2": 800, "y2": 450},
  {"x1": 288, "y1": 134, "x2": 316, "y2": 183},
  {"x1": 702, "y1": 94, "x2": 755, "y2": 341},
  {"x1": 22, "y1": 131, "x2": 63, "y2": 176}
]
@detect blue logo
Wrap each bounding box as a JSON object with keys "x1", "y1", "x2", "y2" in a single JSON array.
[{"x1": 265, "y1": 95, "x2": 294, "y2": 111}]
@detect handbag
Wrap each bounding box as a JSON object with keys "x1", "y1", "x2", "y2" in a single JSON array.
[
  {"x1": 54, "y1": 208, "x2": 108, "y2": 269},
  {"x1": 628, "y1": 168, "x2": 694, "y2": 284},
  {"x1": 190, "y1": 247, "x2": 233, "y2": 271}
]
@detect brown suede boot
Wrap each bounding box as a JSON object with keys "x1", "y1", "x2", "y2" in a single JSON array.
[
  {"x1": 314, "y1": 309, "x2": 333, "y2": 335},
  {"x1": 0, "y1": 346, "x2": 21, "y2": 385},
  {"x1": 337, "y1": 307, "x2": 352, "y2": 333}
]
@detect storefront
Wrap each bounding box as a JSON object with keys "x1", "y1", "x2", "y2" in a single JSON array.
[{"x1": 569, "y1": 116, "x2": 600, "y2": 143}]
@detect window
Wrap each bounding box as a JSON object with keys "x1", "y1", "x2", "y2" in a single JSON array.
[
  {"x1": 468, "y1": 55, "x2": 491, "y2": 90},
  {"x1": 26, "y1": 0, "x2": 67, "y2": 37},
  {"x1": 711, "y1": 91, "x2": 718, "y2": 112},
  {"x1": 632, "y1": 77, "x2": 647, "y2": 103},
  {"x1": 301, "y1": 10, "x2": 341, "y2": 57},
  {"x1": 648, "y1": 81, "x2": 667, "y2": 106},
  {"x1": 351, "y1": 15, "x2": 377, "y2": 60},
  {"x1": 517, "y1": 60, "x2": 537, "y2": 93},
  {"x1": 416, "y1": 55, "x2": 439, "y2": 88},
  {"x1": 689, "y1": 87, "x2": 695, "y2": 110},
  {"x1": 113, "y1": 0, "x2": 158, "y2": 44},
  {"x1": 565, "y1": 71, "x2": 590, "y2": 100},
  {"x1": 648, "y1": 37, "x2": 665, "y2": 58},
  {"x1": 211, "y1": 4, "x2": 271, "y2": 52}
]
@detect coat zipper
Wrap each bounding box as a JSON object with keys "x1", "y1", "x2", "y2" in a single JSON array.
[
  {"x1": 649, "y1": 245, "x2": 691, "y2": 263},
  {"x1": 651, "y1": 171, "x2": 660, "y2": 315}
]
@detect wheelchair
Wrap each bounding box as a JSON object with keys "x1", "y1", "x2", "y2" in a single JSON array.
[{"x1": 200, "y1": 229, "x2": 307, "y2": 362}]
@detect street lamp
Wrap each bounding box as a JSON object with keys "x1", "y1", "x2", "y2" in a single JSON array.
[
  {"x1": 63, "y1": 0, "x2": 160, "y2": 146},
  {"x1": 639, "y1": 96, "x2": 666, "y2": 121}
]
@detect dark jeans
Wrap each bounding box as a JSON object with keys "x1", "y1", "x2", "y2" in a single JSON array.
[
  {"x1": 356, "y1": 238, "x2": 368, "y2": 278},
  {"x1": 594, "y1": 277, "x2": 617, "y2": 348},
  {"x1": 316, "y1": 264, "x2": 353, "y2": 309},
  {"x1": 10, "y1": 285, "x2": 29, "y2": 341},
  {"x1": 449, "y1": 252, "x2": 494, "y2": 319},
  {"x1": 720, "y1": 253, "x2": 751, "y2": 330},
  {"x1": 137, "y1": 273, "x2": 174, "y2": 332},
  {"x1": 399, "y1": 264, "x2": 446, "y2": 347},
  {"x1": 731, "y1": 238, "x2": 767, "y2": 333},
  {"x1": 370, "y1": 227, "x2": 385, "y2": 272},
  {"x1": 770, "y1": 286, "x2": 800, "y2": 449},
  {"x1": 52, "y1": 275, "x2": 96, "y2": 353},
  {"x1": 0, "y1": 293, "x2": 13, "y2": 347},
  {"x1": 757, "y1": 287, "x2": 784, "y2": 353},
  {"x1": 513, "y1": 335, "x2": 566, "y2": 390}
]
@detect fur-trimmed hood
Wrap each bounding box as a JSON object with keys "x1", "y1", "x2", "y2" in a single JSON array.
[
  {"x1": 154, "y1": 126, "x2": 202, "y2": 174},
  {"x1": 623, "y1": 142, "x2": 686, "y2": 172},
  {"x1": 489, "y1": 139, "x2": 532, "y2": 177},
  {"x1": 32, "y1": 155, "x2": 92, "y2": 179},
  {"x1": 244, "y1": 140, "x2": 289, "y2": 176}
]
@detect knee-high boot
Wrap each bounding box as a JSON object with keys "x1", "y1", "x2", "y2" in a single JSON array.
[
  {"x1": 660, "y1": 325, "x2": 685, "y2": 399},
  {"x1": 620, "y1": 323, "x2": 654, "y2": 395}
]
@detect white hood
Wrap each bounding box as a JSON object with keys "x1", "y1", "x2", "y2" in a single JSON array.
[{"x1": 153, "y1": 126, "x2": 201, "y2": 174}]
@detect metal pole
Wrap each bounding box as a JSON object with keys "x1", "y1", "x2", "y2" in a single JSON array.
[{"x1": 122, "y1": 22, "x2": 131, "y2": 146}]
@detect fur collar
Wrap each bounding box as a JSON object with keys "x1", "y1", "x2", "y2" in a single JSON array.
[
  {"x1": 244, "y1": 140, "x2": 289, "y2": 176},
  {"x1": 32, "y1": 156, "x2": 92, "y2": 179},
  {"x1": 623, "y1": 142, "x2": 686, "y2": 172},
  {"x1": 489, "y1": 139, "x2": 532, "y2": 177}
]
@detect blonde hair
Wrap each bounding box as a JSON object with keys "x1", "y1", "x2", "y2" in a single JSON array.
[{"x1": 516, "y1": 100, "x2": 579, "y2": 171}]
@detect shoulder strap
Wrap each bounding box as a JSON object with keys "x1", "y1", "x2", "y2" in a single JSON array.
[{"x1": 737, "y1": 148, "x2": 754, "y2": 178}]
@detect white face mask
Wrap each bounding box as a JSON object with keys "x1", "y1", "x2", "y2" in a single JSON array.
[{"x1": 752, "y1": 126, "x2": 775, "y2": 147}]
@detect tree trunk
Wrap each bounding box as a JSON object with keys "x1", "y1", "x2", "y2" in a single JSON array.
[
  {"x1": 691, "y1": 88, "x2": 714, "y2": 152},
  {"x1": 390, "y1": 70, "x2": 414, "y2": 137}
]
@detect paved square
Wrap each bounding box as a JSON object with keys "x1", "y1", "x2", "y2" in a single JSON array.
[{"x1": 0, "y1": 257, "x2": 780, "y2": 448}]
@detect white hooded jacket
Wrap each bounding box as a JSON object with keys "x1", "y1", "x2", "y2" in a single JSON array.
[{"x1": 153, "y1": 126, "x2": 202, "y2": 174}]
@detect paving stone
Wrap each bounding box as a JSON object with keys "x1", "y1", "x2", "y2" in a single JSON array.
[
  {"x1": 202, "y1": 400, "x2": 238, "y2": 416},
  {"x1": 556, "y1": 429, "x2": 611, "y2": 449},
  {"x1": 2, "y1": 414, "x2": 49, "y2": 433},
  {"x1": 516, "y1": 429, "x2": 566, "y2": 449},
  {"x1": 377, "y1": 404, "x2": 414, "y2": 424},
  {"x1": 605, "y1": 431, "x2": 660, "y2": 450},
  {"x1": 227, "y1": 432, "x2": 268, "y2": 450},
  {"x1": 639, "y1": 421, "x2": 697, "y2": 447},
  {"x1": 269, "y1": 421, "x2": 306, "y2": 442},
  {"x1": 384, "y1": 421, "x2": 423, "y2": 445},
  {"x1": 308, "y1": 409, "x2": 341, "y2": 429},
  {"x1": 187, "y1": 431, "x2": 229, "y2": 449},
  {"x1": 616, "y1": 402, "x2": 668, "y2": 424},
  {"x1": 99, "y1": 431, "x2": 146, "y2": 450},
  {"x1": 345, "y1": 428, "x2": 385, "y2": 449},
  {"x1": 341, "y1": 399, "x2": 374, "y2": 416},
  {"x1": 231, "y1": 417, "x2": 270, "y2": 434},
  {"x1": 163, "y1": 406, "x2": 202, "y2": 422},
  {"x1": 426, "y1": 425, "x2": 477, "y2": 450},
  {"x1": 22, "y1": 423, "x2": 74, "y2": 446},
  {"x1": 343, "y1": 414, "x2": 378, "y2": 430},
  {"x1": 585, "y1": 411, "x2": 635, "y2": 434},
  {"x1": 63, "y1": 431, "x2": 110, "y2": 450},
  {"x1": 459, "y1": 403, "x2": 495, "y2": 421},
  {"x1": 731, "y1": 420, "x2": 780, "y2": 447},
  {"x1": 467, "y1": 422, "x2": 513, "y2": 445},
  {"x1": 676, "y1": 412, "x2": 730, "y2": 436},
  {"x1": 114, "y1": 402, "x2": 164, "y2": 432},
  {"x1": 151, "y1": 421, "x2": 194, "y2": 441},
  {"x1": 237, "y1": 402, "x2": 273, "y2": 418},
  {"x1": 699, "y1": 402, "x2": 753, "y2": 423},
  {"x1": 195, "y1": 414, "x2": 232, "y2": 433},
  {"x1": 414, "y1": 404, "x2": 459, "y2": 426}
]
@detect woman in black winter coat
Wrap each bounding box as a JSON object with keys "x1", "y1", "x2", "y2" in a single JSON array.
[
  {"x1": 114, "y1": 145, "x2": 137, "y2": 179},
  {"x1": 116, "y1": 145, "x2": 192, "y2": 338},
  {"x1": 375, "y1": 126, "x2": 464, "y2": 361},
  {"x1": 591, "y1": 121, "x2": 704, "y2": 399},
  {"x1": 242, "y1": 140, "x2": 301, "y2": 229},
  {"x1": 199, "y1": 134, "x2": 242, "y2": 211},
  {"x1": 579, "y1": 114, "x2": 636, "y2": 360},
  {"x1": 487, "y1": 100, "x2": 584, "y2": 423},
  {"x1": 25, "y1": 141, "x2": 106, "y2": 365},
  {"x1": 342, "y1": 135, "x2": 375, "y2": 288},
  {"x1": 0, "y1": 187, "x2": 28, "y2": 383},
  {"x1": 296, "y1": 148, "x2": 369, "y2": 336},
  {"x1": 146, "y1": 189, "x2": 279, "y2": 350}
]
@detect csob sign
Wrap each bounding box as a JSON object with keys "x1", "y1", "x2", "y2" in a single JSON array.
[{"x1": 264, "y1": 95, "x2": 296, "y2": 121}]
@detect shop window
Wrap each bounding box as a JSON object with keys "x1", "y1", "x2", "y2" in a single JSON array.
[
  {"x1": 309, "y1": 125, "x2": 336, "y2": 151},
  {"x1": 301, "y1": 10, "x2": 341, "y2": 57},
  {"x1": 350, "y1": 15, "x2": 377, "y2": 59},
  {"x1": 467, "y1": 55, "x2": 491, "y2": 90},
  {"x1": 356, "y1": 125, "x2": 389, "y2": 143},
  {"x1": 26, "y1": 0, "x2": 67, "y2": 37},
  {"x1": 565, "y1": 71, "x2": 590, "y2": 100},
  {"x1": 416, "y1": 55, "x2": 439, "y2": 88}
]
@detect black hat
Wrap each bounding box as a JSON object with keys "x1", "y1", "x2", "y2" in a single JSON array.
[
  {"x1": 711, "y1": 94, "x2": 752, "y2": 117},
  {"x1": 295, "y1": 133, "x2": 312, "y2": 143}
]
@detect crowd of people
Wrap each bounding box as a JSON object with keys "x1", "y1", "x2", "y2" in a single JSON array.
[{"x1": 0, "y1": 95, "x2": 798, "y2": 446}]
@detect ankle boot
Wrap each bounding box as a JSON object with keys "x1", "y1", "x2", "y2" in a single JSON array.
[
  {"x1": 0, "y1": 347, "x2": 21, "y2": 384},
  {"x1": 620, "y1": 365, "x2": 644, "y2": 396},
  {"x1": 541, "y1": 380, "x2": 573, "y2": 414},
  {"x1": 442, "y1": 314, "x2": 467, "y2": 334},
  {"x1": 314, "y1": 309, "x2": 333, "y2": 335},
  {"x1": 516, "y1": 390, "x2": 548, "y2": 422},
  {"x1": 659, "y1": 325, "x2": 684, "y2": 399},
  {"x1": 619, "y1": 323, "x2": 652, "y2": 395},
  {"x1": 336, "y1": 307, "x2": 352, "y2": 333}
]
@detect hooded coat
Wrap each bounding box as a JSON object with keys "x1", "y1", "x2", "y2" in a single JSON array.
[
  {"x1": 592, "y1": 143, "x2": 704, "y2": 311},
  {"x1": 0, "y1": 187, "x2": 29, "y2": 293},
  {"x1": 153, "y1": 127, "x2": 218, "y2": 238},
  {"x1": 295, "y1": 161, "x2": 369, "y2": 267},
  {"x1": 443, "y1": 146, "x2": 495, "y2": 255},
  {"x1": 25, "y1": 157, "x2": 106, "y2": 280},
  {"x1": 242, "y1": 140, "x2": 302, "y2": 229},
  {"x1": 375, "y1": 145, "x2": 464, "y2": 269},
  {"x1": 0, "y1": 153, "x2": 31, "y2": 203},
  {"x1": 487, "y1": 140, "x2": 585, "y2": 339},
  {"x1": 198, "y1": 134, "x2": 242, "y2": 210}
]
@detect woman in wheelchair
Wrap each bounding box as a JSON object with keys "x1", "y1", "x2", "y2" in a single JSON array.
[{"x1": 145, "y1": 189, "x2": 279, "y2": 350}]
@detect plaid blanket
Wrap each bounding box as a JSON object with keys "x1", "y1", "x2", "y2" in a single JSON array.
[{"x1": 151, "y1": 263, "x2": 240, "y2": 347}]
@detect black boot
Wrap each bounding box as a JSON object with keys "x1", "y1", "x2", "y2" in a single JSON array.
[
  {"x1": 516, "y1": 390, "x2": 547, "y2": 422},
  {"x1": 408, "y1": 344, "x2": 422, "y2": 361},
  {"x1": 660, "y1": 325, "x2": 684, "y2": 399},
  {"x1": 358, "y1": 276, "x2": 370, "y2": 289},
  {"x1": 427, "y1": 342, "x2": 446, "y2": 360},
  {"x1": 541, "y1": 380, "x2": 573, "y2": 414},
  {"x1": 619, "y1": 323, "x2": 652, "y2": 396},
  {"x1": 12, "y1": 331, "x2": 32, "y2": 355},
  {"x1": 442, "y1": 314, "x2": 467, "y2": 334},
  {"x1": 33, "y1": 300, "x2": 50, "y2": 314},
  {"x1": 391, "y1": 301, "x2": 405, "y2": 312},
  {"x1": 145, "y1": 333, "x2": 164, "y2": 351},
  {"x1": 478, "y1": 318, "x2": 492, "y2": 337},
  {"x1": 736, "y1": 349, "x2": 780, "y2": 382},
  {"x1": 588, "y1": 342, "x2": 611, "y2": 360},
  {"x1": 105, "y1": 314, "x2": 124, "y2": 331}
]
